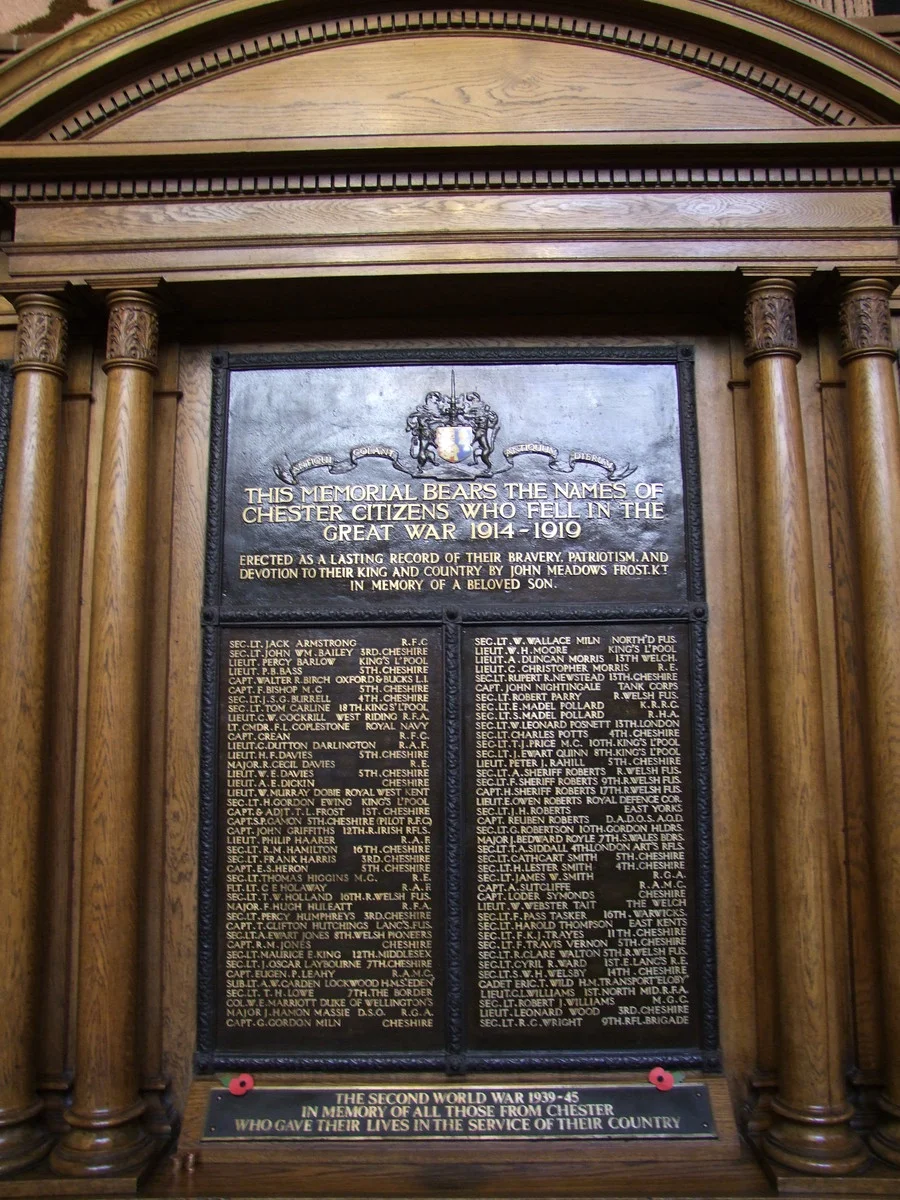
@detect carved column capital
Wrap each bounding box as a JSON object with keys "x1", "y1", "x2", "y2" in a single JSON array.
[
  {"x1": 12, "y1": 294, "x2": 68, "y2": 379},
  {"x1": 744, "y1": 278, "x2": 800, "y2": 363},
  {"x1": 839, "y1": 278, "x2": 895, "y2": 364},
  {"x1": 104, "y1": 290, "x2": 159, "y2": 374}
]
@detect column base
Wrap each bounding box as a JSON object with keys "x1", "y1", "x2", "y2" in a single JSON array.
[
  {"x1": 0, "y1": 1105, "x2": 54, "y2": 1178},
  {"x1": 746, "y1": 1072, "x2": 778, "y2": 1135},
  {"x1": 38, "y1": 1078, "x2": 72, "y2": 1137},
  {"x1": 869, "y1": 1095, "x2": 900, "y2": 1168},
  {"x1": 761, "y1": 1099, "x2": 871, "y2": 1176},
  {"x1": 50, "y1": 1102, "x2": 160, "y2": 1178},
  {"x1": 140, "y1": 1080, "x2": 179, "y2": 1139}
]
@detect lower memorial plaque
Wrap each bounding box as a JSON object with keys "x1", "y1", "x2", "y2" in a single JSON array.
[{"x1": 202, "y1": 1083, "x2": 715, "y2": 1140}]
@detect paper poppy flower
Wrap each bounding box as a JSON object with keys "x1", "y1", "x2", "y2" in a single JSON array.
[{"x1": 648, "y1": 1066, "x2": 675, "y2": 1091}]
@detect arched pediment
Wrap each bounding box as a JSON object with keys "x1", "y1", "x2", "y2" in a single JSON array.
[
  {"x1": 53, "y1": 22, "x2": 844, "y2": 144},
  {"x1": 1, "y1": 0, "x2": 900, "y2": 140}
]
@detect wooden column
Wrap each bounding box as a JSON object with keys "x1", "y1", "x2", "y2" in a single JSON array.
[
  {"x1": 743, "y1": 278, "x2": 867, "y2": 1175},
  {"x1": 0, "y1": 294, "x2": 68, "y2": 1176},
  {"x1": 51, "y1": 291, "x2": 160, "y2": 1178},
  {"x1": 838, "y1": 278, "x2": 900, "y2": 1168}
]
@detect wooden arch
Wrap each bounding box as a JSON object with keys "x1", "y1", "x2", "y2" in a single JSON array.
[{"x1": 1, "y1": 0, "x2": 900, "y2": 138}]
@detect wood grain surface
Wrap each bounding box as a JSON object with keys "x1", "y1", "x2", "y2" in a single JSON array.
[
  {"x1": 744, "y1": 280, "x2": 866, "y2": 1175},
  {"x1": 141, "y1": 343, "x2": 182, "y2": 1136},
  {"x1": 38, "y1": 340, "x2": 93, "y2": 1132},
  {"x1": 88, "y1": 37, "x2": 815, "y2": 144},
  {"x1": 839, "y1": 281, "x2": 900, "y2": 1167},
  {"x1": 51, "y1": 294, "x2": 160, "y2": 1177},
  {"x1": 0, "y1": 296, "x2": 67, "y2": 1176},
  {"x1": 694, "y1": 334, "x2": 757, "y2": 1111},
  {"x1": 161, "y1": 346, "x2": 212, "y2": 1118},
  {"x1": 14, "y1": 192, "x2": 892, "y2": 247}
]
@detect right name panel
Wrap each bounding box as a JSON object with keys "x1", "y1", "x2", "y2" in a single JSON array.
[{"x1": 463, "y1": 623, "x2": 700, "y2": 1056}]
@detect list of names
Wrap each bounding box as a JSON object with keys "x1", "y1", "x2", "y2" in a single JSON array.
[
  {"x1": 469, "y1": 626, "x2": 693, "y2": 1044},
  {"x1": 221, "y1": 628, "x2": 442, "y2": 1048}
]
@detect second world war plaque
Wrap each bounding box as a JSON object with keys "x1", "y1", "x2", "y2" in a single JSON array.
[{"x1": 198, "y1": 347, "x2": 716, "y2": 1076}]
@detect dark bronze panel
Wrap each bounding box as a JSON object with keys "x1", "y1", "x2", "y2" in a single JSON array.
[
  {"x1": 463, "y1": 623, "x2": 699, "y2": 1054},
  {"x1": 202, "y1": 1083, "x2": 716, "y2": 1140},
  {"x1": 197, "y1": 346, "x2": 715, "y2": 1074},
  {"x1": 215, "y1": 626, "x2": 445, "y2": 1055},
  {"x1": 212, "y1": 351, "x2": 695, "y2": 616}
]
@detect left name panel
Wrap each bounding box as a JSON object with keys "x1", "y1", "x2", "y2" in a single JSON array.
[{"x1": 216, "y1": 625, "x2": 445, "y2": 1055}]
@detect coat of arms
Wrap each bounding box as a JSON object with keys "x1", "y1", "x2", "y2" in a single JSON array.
[
  {"x1": 274, "y1": 368, "x2": 634, "y2": 484},
  {"x1": 406, "y1": 372, "x2": 499, "y2": 473}
]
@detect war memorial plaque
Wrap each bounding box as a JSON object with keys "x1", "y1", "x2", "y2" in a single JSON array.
[
  {"x1": 198, "y1": 348, "x2": 716, "y2": 1081},
  {"x1": 217, "y1": 626, "x2": 444, "y2": 1054}
]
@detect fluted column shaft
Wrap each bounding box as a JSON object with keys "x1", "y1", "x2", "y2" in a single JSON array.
[
  {"x1": 51, "y1": 291, "x2": 159, "y2": 1178},
  {"x1": 0, "y1": 296, "x2": 68, "y2": 1176},
  {"x1": 839, "y1": 278, "x2": 900, "y2": 1168},
  {"x1": 744, "y1": 279, "x2": 867, "y2": 1175}
]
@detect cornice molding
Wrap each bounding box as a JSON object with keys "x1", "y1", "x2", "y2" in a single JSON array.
[
  {"x1": 1, "y1": 163, "x2": 900, "y2": 202},
  {"x1": 2, "y1": 0, "x2": 900, "y2": 138},
  {"x1": 2, "y1": 163, "x2": 899, "y2": 203}
]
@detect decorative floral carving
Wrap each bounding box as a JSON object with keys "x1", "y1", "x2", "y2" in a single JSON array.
[
  {"x1": 14, "y1": 301, "x2": 68, "y2": 370},
  {"x1": 106, "y1": 298, "x2": 159, "y2": 368},
  {"x1": 839, "y1": 285, "x2": 893, "y2": 357},
  {"x1": 744, "y1": 286, "x2": 798, "y2": 358}
]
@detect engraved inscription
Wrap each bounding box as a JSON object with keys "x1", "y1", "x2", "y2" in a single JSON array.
[
  {"x1": 466, "y1": 625, "x2": 697, "y2": 1050},
  {"x1": 220, "y1": 359, "x2": 687, "y2": 610},
  {"x1": 203, "y1": 1083, "x2": 716, "y2": 1141},
  {"x1": 219, "y1": 627, "x2": 443, "y2": 1052}
]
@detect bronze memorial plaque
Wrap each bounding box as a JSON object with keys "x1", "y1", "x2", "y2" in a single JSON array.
[
  {"x1": 198, "y1": 348, "x2": 715, "y2": 1083},
  {"x1": 202, "y1": 1083, "x2": 716, "y2": 1140},
  {"x1": 217, "y1": 626, "x2": 444, "y2": 1053},
  {"x1": 465, "y1": 624, "x2": 697, "y2": 1052}
]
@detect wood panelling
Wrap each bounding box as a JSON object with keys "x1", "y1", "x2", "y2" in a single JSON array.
[
  {"x1": 13, "y1": 191, "x2": 892, "y2": 246},
  {"x1": 1, "y1": 0, "x2": 900, "y2": 1188},
  {"x1": 818, "y1": 322, "x2": 882, "y2": 1085},
  {"x1": 141, "y1": 343, "x2": 181, "y2": 1135},
  {"x1": 86, "y1": 36, "x2": 818, "y2": 144},
  {"x1": 729, "y1": 330, "x2": 779, "y2": 1121},
  {"x1": 693, "y1": 334, "x2": 757, "y2": 1110},
  {"x1": 38, "y1": 341, "x2": 94, "y2": 1130},
  {"x1": 151, "y1": 326, "x2": 763, "y2": 1137},
  {"x1": 797, "y1": 333, "x2": 853, "y2": 1082},
  {"x1": 161, "y1": 345, "x2": 211, "y2": 1118},
  {"x1": 5, "y1": 0, "x2": 900, "y2": 145}
]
